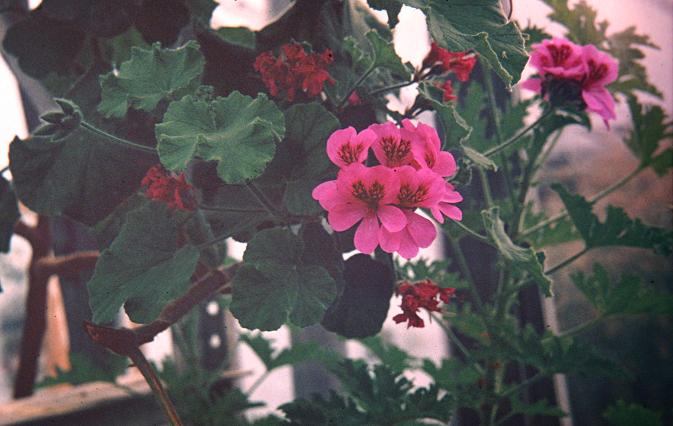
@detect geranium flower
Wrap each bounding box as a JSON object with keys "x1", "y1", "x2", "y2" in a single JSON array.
[
  {"x1": 422, "y1": 42, "x2": 477, "y2": 81},
  {"x1": 440, "y1": 80, "x2": 456, "y2": 102},
  {"x1": 312, "y1": 164, "x2": 406, "y2": 254},
  {"x1": 254, "y1": 42, "x2": 334, "y2": 101},
  {"x1": 430, "y1": 182, "x2": 463, "y2": 223},
  {"x1": 326, "y1": 127, "x2": 377, "y2": 168},
  {"x1": 393, "y1": 279, "x2": 456, "y2": 328},
  {"x1": 368, "y1": 122, "x2": 417, "y2": 168},
  {"x1": 521, "y1": 38, "x2": 618, "y2": 125},
  {"x1": 401, "y1": 119, "x2": 457, "y2": 177},
  {"x1": 141, "y1": 165, "x2": 195, "y2": 211},
  {"x1": 379, "y1": 167, "x2": 445, "y2": 259}
]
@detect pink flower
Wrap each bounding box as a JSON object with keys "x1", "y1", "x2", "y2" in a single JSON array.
[
  {"x1": 378, "y1": 166, "x2": 445, "y2": 259},
  {"x1": 521, "y1": 38, "x2": 619, "y2": 125},
  {"x1": 369, "y1": 122, "x2": 417, "y2": 168},
  {"x1": 326, "y1": 127, "x2": 377, "y2": 168},
  {"x1": 401, "y1": 119, "x2": 457, "y2": 177},
  {"x1": 312, "y1": 164, "x2": 406, "y2": 254},
  {"x1": 430, "y1": 182, "x2": 463, "y2": 223},
  {"x1": 579, "y1": 44, "x2": 619, "y2": 124}
]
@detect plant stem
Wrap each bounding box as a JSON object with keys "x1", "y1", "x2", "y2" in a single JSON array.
[
  {"x1": 483, "y1": 110, "x2": 552, "y2": 158},
  {"x1": 198, "y1": 204, "x2": 268, "y2": 214},
  {"x1": 545, "y1": 247, "x2": 589, "y2": 275},
  {"x1": 450, "y1": 220, "x2": 491, "y2": 243},
  {"x1": 367, "y1": 80, "x2": 416, "y2": 97},
  {"x1": 478, "y1": 168, "x2": 494, "y2": 208},
  {"x1": 431, "y1": 313, "x2": 485, "y2": 375},
  {"x1": 534, "y1": 128, "x2": 563, "y2": 170},
  {"x1": 445, "y1": 228, "x2": 484, "y2": 312},
  {"x1": 128, "y1": 346, "x2": 184, "y2": 426},
  {"x1": 245, "y1": 182, "x2": 285, "y2": 220},
  {"x1": 498, "y1": 372, "x2": 544, "y2": 400},
  {"x1": 81, "y1": 121, "x2": 156, "y2": 154},
  {"x1": 521, "y1": 166, "x2": 644, "y2": 238},
  {"x1": 556, "y1": 316, "x2": 602, "y2": 339},
  {"x1": 338, "y1": 63, "x2": 376, "y2": 108},
  {"x1": 246, "y1": 370, "x2": 270, "y2": 395}
]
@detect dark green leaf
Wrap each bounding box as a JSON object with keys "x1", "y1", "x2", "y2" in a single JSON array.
[
  {"x1": 367, "y1": 0, "x2": 403, "y2": 27},
  {"x1": 603, "y1": 400, "x2": 663, "y2": 426},
  {"x1": 88, "y1": 202, "x2": 200, "y2": 324},
  {"x1": 322, "y1": 254, "x2": 394, "y2": 338},
  {"x1": 98, "y1": 41, "x2": 205, "y2": 118},
  {"x1": 359, "y1": 336, "x2": 414, "y2": 373},
  {"x1": 625, "y1": 97, "x2": 672, "y2": 175},
  {"x1": 509, "y1": 396, "x2": 566, "y2": 418},
  {"x1": 38, "y1": 352, "x2": 126, "y2": 388},
  {"x1": 156, "y1": 91, "x2": 285, "y2": 184},
  {"x1": 281, "y1": 103, "x2": 339, "y2": 215},
  {"x1": 482, "y1": 207, "x2": 552, "y2": 296},
  {"x1": 240, "y1": 333, "x2": 338, "y2": 372},
  {"x1": 396, "y1": 257, "x2": 469, "y2": 289},
  {"x1": 230, "y1": 228, "x2": 337, "y2": 331},
  {"x1": 552, "y1": 184, "x2": 673, "y2": 256},
  {"x1": 608, "y1": 27, "x2": 662, "y2": 98},
  {"x1": 3, "y1": 14, "x2": 85, "y2": 78},
  {"x1": 365, "y1": 30, "x2": 410, "y2": 78},
  {"x1": 0, "y1": 176, "x2": 20, "y2": 253},
  {"x1": 9, "y1": 131, "x2": 154, "y2": 226},
  {"x1": 214, "y1": 27, "x2": 256, "y2": 50},
  {"x1": 571, "y1": 264, "x2": 673, "y2": 316},
  {"x1": 542, "y1": 0, "x2": 607, "y2": 45},
  {"x1": 408, "y1": 0, "x2": 528, "y2": 87}
]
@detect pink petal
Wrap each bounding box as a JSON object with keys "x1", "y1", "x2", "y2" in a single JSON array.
[
  {"x1": 328, "y1": 204, "x2": 365, "y2": 231},
  {"x1": 326, "y1": 127, "x2": 357, "y2": 168},
  {"x1": 439, "y1": 203, "x2": 463, "y2": 221},
  {"x1": 520, "y1": 78, "x2": 542, "y2": 93},
  {"x1": 431, "y1": 206, "x2": 445, "y2": 224},
  {"x1": 378, "y1": 226, "x2": 400, "y2": 253},
  {"x1": 354, "y1": 214, "x2": 380, "y2": 254},
  {"x1": 582, "y1": 88, "x2": 616, "y2": 124},
  {"x1": 377, "y1": 205, "x2": 406, "y2": 232},
  {"x1": 397, "y1": 230, "x2": 421, "y2": 259},
  {"x1": 433, "y1": 151, "x2": 457, "y2": 177},
  {"x1": 407, "y1": 213, "x2": 436, "y2": 248},
  {"x1": 312, "y1": 180, "x2": 338, "y2": 209}
]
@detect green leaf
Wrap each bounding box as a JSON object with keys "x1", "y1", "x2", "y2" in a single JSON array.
[
  {"x1": 552, "y1": 184, "x2": 673, "y2": 257},
  {"x1": 571, "y1": 264, "x2": 673, "y2": 316},
  {"x1": 98, "y1": 41, "x2": 205, "y2": 118},
  {"x1": 8, "y1": 131, "x2": 154, "y2": 226},
  {"x1": 240, "y1": 333, "x2": 338, "y2": 372},
  {"x1": 3, "y1": 14, "x2": 85, "y2": 78},
  {"x1": 214, "y1": 27, "x2": 256, "y2": 50},
  {"x1": 417, "y1": 82, "x2": 472, "y2": 149},
  {"x1": 365, "y1": 30, "x2": 410, "y2": 78},
  {"x1": 542, "y1": 0, "x2": 607, "y2": 45},
  {"x1": 482, "y1": 207, "x2": 552, "y2": 296},
  {"x1": 155, "y1": 91, "x2": 285, "y2": 184},
  {"x1": 322, "y1": 254, "x2": 395, "y2": 338},
  {"x1": 509, "y1": 396, "x2": 566, "y2": 418},
  {"x1": 608, "y1": 27, "x2": 662, "y2": 98},
  {"x1": 603, "y1": 400, "x2": 663, "y2": 426},
  {"x1": 367, "y1": 0, "x2": 403, "y2": 27},
  {"x1": 359, "y1": 336, "x2": 414, "y2": 373},
  {"x1": 230, "y1": 228, "x2": 337, "y2": 331},
  {"x1": 463, "y1": 146, "x2": 498, "y2": 171},
  {"x1": 408, "y1": 0, "x2": 528, "y2": 87},
  {"x1": 396, "y1": 257, "x2": 469, "y2": 289},
  {"x1": 88, "y1": 202, "x2": 200, "y2": 324},
  {"x1": 38, "y1": 352, "x2": 126, "y2": 388},
  {"x1": 280, "y1": 103, "x2": 339, "y2": 214},
  {"x1": 0, "y1": 176, "x2": 20, "y2": 253},
  {"x1": 625, "y1": 97, "x2": 672, "y2": 176}
]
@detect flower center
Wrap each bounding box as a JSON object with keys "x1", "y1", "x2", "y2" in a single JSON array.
[
  {"x1": 381, "y1": 137, "x2": 411, "y2": 167},
  {"x1": 352, "y1": 180, "x2": 385, "y2": 207},
  {"x1": 584, "y1": 59, "x2": 608, "y2": 85},
  {"x1": 338, "y1": 143, "x2": 364, "y2": 164},
  {"x1": 398, "y1": 183, "x2": 428, "y2": 207}
]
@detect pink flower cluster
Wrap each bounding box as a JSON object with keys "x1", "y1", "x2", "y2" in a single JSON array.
[
  {"x1": 521, "y1": 38, "x2": 619, "y2": 125},
  {"x1": 312, "y1": 120, "x2": 463, "y2": 259}
]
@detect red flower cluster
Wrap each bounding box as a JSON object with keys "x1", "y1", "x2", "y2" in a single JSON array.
[
  {"x1": 254, "y1": 42, "x2": 335, "y2": 101},
  {"x1": 422, "y1": 43, "x2": 477, "y2": 82},
  {"x1": 141, "y1": 165, "x2": 195, "y2": 211},
  {"x1": 393, "y1": 279, "x2": 456, "y2": 328},
  {"x1": 420, "y1": 42, "x2": 477, "y2": 102}
]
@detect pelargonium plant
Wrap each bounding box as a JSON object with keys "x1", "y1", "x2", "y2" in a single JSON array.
[{"x1": 0, "y1": 0, "x2": 670, "y2": 425}]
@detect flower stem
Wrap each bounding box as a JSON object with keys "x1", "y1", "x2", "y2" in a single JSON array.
[
  {"x1": 338, "y1": 63, "x2": 376, "y2": 108},
  {"x1": 445, "y1": 227, "x2": 484, "y2": 312},
  {"x1": 431, "y1": 312, "x2": 485, "y2": 375},
  {"x1": 545, "y1": 247, "x2": 589, "y2": 275},
  {"x1": 367, "y1": 80, "x2": 416, "y2": 97},
  {"x1": 520, "y1": 166, "x2": 644, "y2": 238},
  {"x1": 483, "y1": 109, "x2": 552, "y2": 158},
  {"x1": 245, "y1": 182, "x2": 285, "y2": 221},
  {"x1": 556, "y1": 316, "x2": 602, "y2": 339},
  {"x1": 246, "y1": 370, "x2": 271, "y2": 395},
  {"x1": 451, "y1": 220, "x2": 491, "y2": 243},
  {"x1": 81, "y1": 121, "x2": 157, "y2": 154}
]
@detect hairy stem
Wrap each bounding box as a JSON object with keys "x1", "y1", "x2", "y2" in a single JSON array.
[
  {"x1": 367, "y1": 79, "x2": 416, "y2": 97},
  {"x1": 245, "y1": 182, "x2": 285, "y2": 221},
  {"x1": 545, "y1": 247, "x2": 590, "y2": 275},
  {"x1": 483, "y1": 109, "x2": 552, "y2": 158},
  {"x1": 81, "y1": 121, "x2": 157, "y2": 154},
  {"x1": 445, "y1": 228, "x2": 484, "y2": 312},
  {"x1": 338, "y1": 63, "x2": 376, "y2": 108}
]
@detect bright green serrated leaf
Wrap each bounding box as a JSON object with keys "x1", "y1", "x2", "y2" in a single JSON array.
[
  {"x1": 625, "y1": 97, "x2": 672, "y2": 176},
  {"x1": 0, "y1": 176, "x2": 20, "y2": 253},
  {"x1": 230, "y1": 228, "x2": 336, "y2": 331},
  {"x1": 552, "y1": 184, "x2": 673, "y2": 257},
  {"x1": 482, "y1": 207, "x2": 552, "y2": 296},
  {"x1": 156, "y1": 91, "x2": 285, "y2": 183},
  {"x1": 88, "y1": 202, "x2": 200, "y2": 324},
  {"x1": 408, "y1": 0, "x2": 528, "y2": 87},
  {"x1": 98, "y1": 41, "x2": 205, "y2": 118}
]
